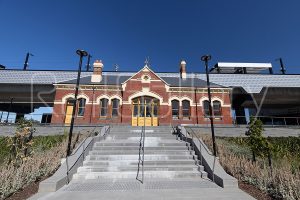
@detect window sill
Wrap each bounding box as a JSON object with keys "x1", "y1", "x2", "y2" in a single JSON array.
[
  {"x1": 204, "y1": 117, "x2": 223, "y2": 120},
  {"x1": 182, "y1": 117, "x2": 191, "y2": 120}
]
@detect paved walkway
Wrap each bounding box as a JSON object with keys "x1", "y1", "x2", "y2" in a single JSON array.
[{"x1": 35, "y1": 179, "x2": 254, "y2": 200}]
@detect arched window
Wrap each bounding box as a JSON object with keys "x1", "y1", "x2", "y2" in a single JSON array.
[
  {"x1": 77, "y1": 98, "x2": 86, "y2": 116},
  {"x1": 213, "y1": 100, "x2": 222, "y2": 117},
  {"x1": 171, "y1": 100, "x2": 179, "y2": 119},
  {"x1": 182, "y1": 100, "x2": 190, "y2": 118},
  {"x1": 203, "y1": 100, "x2": 210, "y2": 117},
  {"x1": 111, "y1": 98, "x2": 120, "y2": 117},
  {"x1": 100, "y1": 98, "x2": 109, "y2": 117}
]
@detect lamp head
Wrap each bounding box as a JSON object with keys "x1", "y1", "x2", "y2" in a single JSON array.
[
  {"x1": 76, "y1": 50, "x2": 88, "y2": 57},
  {"x1": 201, "y1": 55, "x2": 212, "y2": 62}
]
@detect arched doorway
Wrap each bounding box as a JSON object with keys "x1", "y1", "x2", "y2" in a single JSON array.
[{"x1": 132, "y1": 96, "x2": 159, "y2": 126}]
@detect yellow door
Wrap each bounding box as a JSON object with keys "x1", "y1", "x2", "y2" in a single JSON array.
[
  {"x1": 132, "y1": 96, "x2": 159, "y2": 126},
  {"x1": 64, "y1": 105, "x2": 73, "y2": 124},
  {"x1": 152, "y1": 103, "x2": 158, "y2": 126},
  {"x1": 132, "y1": 103, "x2": 138, "y2": 126}
]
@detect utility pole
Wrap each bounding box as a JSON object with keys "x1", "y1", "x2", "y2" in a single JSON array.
[
  {"x1": 86, "y1": 54, "x2": 92, "y2": 71},
  {"x1": 6, "y1": 98, "x2": 13, "y2": 123},
  {"x1": 23, "y1": 52, "x2": 34, "y2": 70},
  {"x1": 278, "y1": 58, "x2": 286, "y2": 74}
]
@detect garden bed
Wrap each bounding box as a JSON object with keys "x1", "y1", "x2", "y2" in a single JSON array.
[
  {"x1": 0, "y1": 134, "x2": 85, "y2": 200},
  {"x1": 199, "y1": 133, "x2": 300, "y2": 200}
]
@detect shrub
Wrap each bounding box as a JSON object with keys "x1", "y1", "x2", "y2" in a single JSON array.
[{"x1": 6, "y1": 119, "x2": 36, "y2": 166}]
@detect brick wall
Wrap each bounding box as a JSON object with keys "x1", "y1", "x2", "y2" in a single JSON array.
[{"x1": 51, "y1": 68, "x2": 232, "y2": 125}]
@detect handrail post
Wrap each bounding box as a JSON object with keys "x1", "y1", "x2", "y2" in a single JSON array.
[
  {"x1": 66, "y1": 156, "x2": 70, "y2": 184},
  {"x1": 284, "y1": 117, "x2": 287, "y2": 127}
]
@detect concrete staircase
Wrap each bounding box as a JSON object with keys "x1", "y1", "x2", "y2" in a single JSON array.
[{"x1": 73, "y1": 126, "x2": 207, "y2": 181}]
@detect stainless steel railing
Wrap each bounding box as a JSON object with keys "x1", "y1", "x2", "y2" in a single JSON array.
[
  {"x1": 65, "y1": 124, "x2": 110, "y2": 183},
  {"x1": 136, "y1": 119, "x2": 146, "y2": 183}
]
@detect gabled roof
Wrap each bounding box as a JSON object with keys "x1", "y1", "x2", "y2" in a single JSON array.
[{"x1": 121, "y1": 65, "x2": 170, "y2": 85}]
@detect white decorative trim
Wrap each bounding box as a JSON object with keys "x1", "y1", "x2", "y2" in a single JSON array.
[
  {"x1": 199, "y1": 96, "x2": 231, "y2": 107},
  {"x1": 122, "y1": 83, "x2": 127, "y2": 91},
  {"x1": 199, "y1": 97, "x2": 209, "y2": 106},
  {"x1": 128, "y1": 90, "x2": 163, "y2": 104},
  {"x1": 141, "y1": 74, "x2": 151, "y2": 83},
  {"x1": 169, "y1": 96, "x2": 181, "y2": 106},
  {"x1": 121, "y1": 65, "x2": 170, "y2": 86},
  {"x1": 96, "y1": 94, "x2": 111, "y2": 105},
  {"x1": 61, "y1": 93, "x2": 90, "y2": 104},
  {"x1": 110, "y1": 95, "x2": 123, "y2": 105},
  {"x1": 168, "y1": 96, "x2": 195, "y2": 106},
  {"x1": 211, "y1": 97, "x2": 224, "y2": 106},
  {"x1": 181, "y1": 96, "x2": 193, "y2": 104}
]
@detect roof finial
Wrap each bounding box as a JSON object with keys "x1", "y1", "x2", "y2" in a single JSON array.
[
  {"x1": 144, "y1": 56, "x2": 150, "y2": 67},
  {"x1": 114, "y1": 64, "x2": 119, "y2": 72}
]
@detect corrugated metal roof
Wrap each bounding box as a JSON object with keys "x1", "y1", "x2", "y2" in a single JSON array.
[
  {"x1": 0, "y1": 70, "x2": 92, "y2": 84},
  {"x1": 196, "y1": 74, "x2": 300, "y2": 93},
  {"x1": 1, "y1": 70, "x2": 300, "y2": 93}
]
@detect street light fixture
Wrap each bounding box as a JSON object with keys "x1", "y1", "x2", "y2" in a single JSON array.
[
  {"x1": 201, "y1": 55, "x2": 217, "y2": 157},
  {"x1": 66, "y1": 49, "x2": 88, "y2": 156}
]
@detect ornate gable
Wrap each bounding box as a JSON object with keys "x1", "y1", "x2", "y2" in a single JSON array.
[{"x1": 121, "y1": 65, "x2": 169, "y2": 85}]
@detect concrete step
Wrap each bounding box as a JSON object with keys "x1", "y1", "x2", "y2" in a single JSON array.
[
  {"x1": 108, "y1": 132, "x2": 175, "y2": 136},
  {"x1": 86, "y1": 154, "x2": 196, "y2": 161},
  {"x1": 100, "y1": 138, "x2": 182, "y2": 143},
  {"x1": 83, "y1": 160, "x2": 199, "y2": 167},
  {"x1": 105, "y1": 136, "x2": 177, "y2": 140},
  {"x1": 89, "y1": 150, "x2": 195, "y2": 155},
  {"x1": 73, "y1": 171, "x2": 202, "y2": 180},
  {"x1": 92, "y1": 146, "x2": 188, "y2": 151},
  {"x1": 77, "y1": 165, "x2": 201, "y2": 173},
  {"x1": 110, "y1": 130, "x2": 173, "y2": 134},
  {"x1": 94, "y1": 142, "x2": 187, "y2": 147}
]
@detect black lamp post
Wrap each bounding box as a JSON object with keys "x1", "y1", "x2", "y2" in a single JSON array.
[
  {"x1": 66, "y1": 49, "x2": 88, "y2": 156},
  {"x1": 201, "y1": 55, "x2": 217, "y2": 157}
]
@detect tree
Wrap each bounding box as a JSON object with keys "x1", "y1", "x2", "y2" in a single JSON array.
[{"x1": 246, "y1": 117, "x2": 273, "y2": 162}]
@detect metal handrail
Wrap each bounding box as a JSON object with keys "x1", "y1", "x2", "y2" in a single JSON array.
[
  {"x1": 66, "y1": 125, "x2": 110, "y2": 183},
  {"x1": 183, "y1": 126, "x2": 217, "y2": 182},
  {"x1": 136, "y1": 118, "x2": 146, "y2": 183}
]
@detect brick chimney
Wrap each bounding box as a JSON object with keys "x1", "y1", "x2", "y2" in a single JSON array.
[
  {"x1": 180, "y1": 60, "x2": 187, "y2": 79},
  {"x1": 91, "y1": 60, "x2": 104, "y2": 82}
]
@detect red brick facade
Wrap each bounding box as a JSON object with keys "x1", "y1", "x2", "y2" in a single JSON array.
[{"x1": 51, "y1": 66, "x2": 232, "y2": 125}]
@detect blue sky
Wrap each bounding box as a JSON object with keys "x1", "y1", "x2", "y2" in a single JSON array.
[{"x1": 0, "y1": 0, "x2": 299, "y2": 73}]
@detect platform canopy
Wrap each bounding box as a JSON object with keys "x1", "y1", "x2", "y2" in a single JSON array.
[{"x1": 211, "y1": 62, "x2": 273, "y2": 74}]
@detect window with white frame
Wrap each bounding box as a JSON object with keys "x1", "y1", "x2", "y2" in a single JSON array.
[
  {"x1": 77, "y1": 98, "x2": 86, "y2": 116},
  {"x1": 172, "y1": 100, "x2": 179, "y2": 119},
  {"x1": 182, "y1": 100, "x2": 190, "y2": 118},
  {"x1": 111, "y1": 98, "x2": 120, "y2": 117},
  {"x1": 213, "y1": 100, "x2": 222, "y2": 117},
  {"x1": 100, "y1": 98, "x2": 109, "y2": 117},
  {"x1": 203, "y1": 100, "x2": 210, "y2": 117}
]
